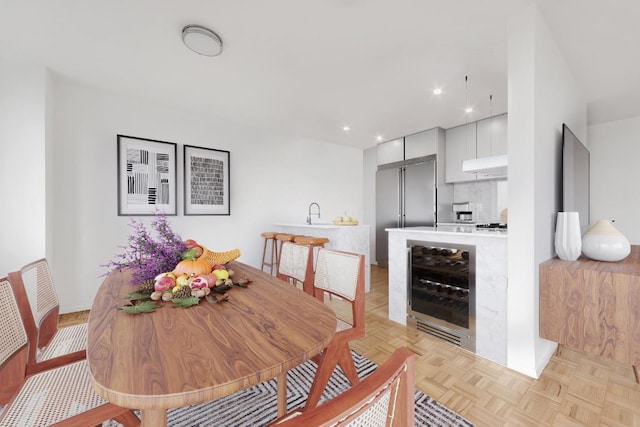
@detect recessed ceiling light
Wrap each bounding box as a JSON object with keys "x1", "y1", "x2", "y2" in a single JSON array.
[
  {"x1": 343, "y1": 126, "x2": 350, "y2": 132},
  {"x1": 182, "y1": 25, "x2": 223, "y2": 56},
  {"x1": 433, "y1": 88, "x2": 442, "y2": 95},
  {"x1": 376, "y1": 135, "x2": 384, "y2": 142},
  {"x1": 465, "y1": 107, "x2": 473, "y2": 113}
]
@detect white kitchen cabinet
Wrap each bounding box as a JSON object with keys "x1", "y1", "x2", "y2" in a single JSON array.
[
  {"x1": 445, "y1": 122, "x2": 477, "y2": 183},
  {"x1": 377, "y1": 138, "x2": 404, "y2": 165},
  {"x1": 476, "y1": 113, "x2": 508, "y2": 157},
  {"x1": 405, "y1": 128, "x2": 437, "y2": 159}
]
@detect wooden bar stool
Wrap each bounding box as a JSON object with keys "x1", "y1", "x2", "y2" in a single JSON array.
[{"x1": 261, "y1": 232, "x2": 279, "y2": 275}]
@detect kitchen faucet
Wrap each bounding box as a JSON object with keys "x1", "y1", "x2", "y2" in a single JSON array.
[{"x1": 307, "y1": 202, "x2": 320, "y2": 224}]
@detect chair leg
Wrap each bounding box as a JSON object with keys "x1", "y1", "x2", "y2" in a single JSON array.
[
  {"x1": 304, "y1": 345, "x2": 342, "y2": 411},
  {"x1": 337, "y1": 346, "x2": 359, "y2": 386},
  {"x1": 304, "y1": 343, "x2": 360, "y2": 411}
]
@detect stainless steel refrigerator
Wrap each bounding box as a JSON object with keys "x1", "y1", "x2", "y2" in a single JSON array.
[{"x1": 376, "y1": 158, "x2": 436, "y2": 267}]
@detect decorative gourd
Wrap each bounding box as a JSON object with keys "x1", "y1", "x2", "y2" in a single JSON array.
[{"x1": 173, "y1": 249, "x2": 212, "y2": 277}]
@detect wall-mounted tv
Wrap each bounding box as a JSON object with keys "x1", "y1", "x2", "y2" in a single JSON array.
[{"x1": 562, "y1": 123, "x2": 590, "y2": 229}]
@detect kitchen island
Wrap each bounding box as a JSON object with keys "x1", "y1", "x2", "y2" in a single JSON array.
[
  {"x1": 387, "y1": 226, "x2": 508, "y2": 365},
  {"x1": 273, "y1": 223, "x2": 371, "y2": 291}
]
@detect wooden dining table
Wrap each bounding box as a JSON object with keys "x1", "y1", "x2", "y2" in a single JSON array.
[{"x1": 87, "y1": 261, "x2": 337, "y2": 427}]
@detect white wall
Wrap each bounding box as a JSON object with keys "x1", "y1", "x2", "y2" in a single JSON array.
[
  {"x1": 363, "y1": 147, "x2": 377, "y2": 263},
  {"x1": 589, "y1": 116, "x2": 640, "y2": 244},
  {"x1": 0, "y1": 60, "x2": 47, "y2": 275},
  {"x1": 46, "y1": 74, "x2": 364, "y2": 313},
  {"x1": 506, "y1": 5, "x2": 587, "y2": 377}
]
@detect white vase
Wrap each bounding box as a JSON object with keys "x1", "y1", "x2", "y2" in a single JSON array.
[
  {"x1": 581, "y1": 219, "x2": 630, "y2": 262},
  {"x1": 554, "y1": 212, "x2": 582, "y2": 261}
]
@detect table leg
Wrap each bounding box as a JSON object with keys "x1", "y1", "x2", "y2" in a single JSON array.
[
  {"x1": 633, "y1": 365, "x2": 639, "y2": 384},
  {"x1": 141, "y1": 409, "x2": 167, "y2": 427},
  {"x1": 277, "y1": 372, "x2": 287, "y2": 417}
]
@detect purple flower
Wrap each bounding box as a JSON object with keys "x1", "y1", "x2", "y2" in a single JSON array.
[{"x1": 103, "y1": 211, "x2": 187, "y2": 285}]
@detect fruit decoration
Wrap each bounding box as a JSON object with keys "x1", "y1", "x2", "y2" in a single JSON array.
[
  {"x1": 173, "y1": 249, "x2": 212, "y2": 277},
  {"x1": 118, "y1": 237, "x2": 250, "y2": 314}
]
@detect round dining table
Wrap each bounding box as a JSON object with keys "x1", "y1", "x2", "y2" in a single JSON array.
[{"x1": 87, "y1": 261, "x2": 336, "y2": 426}]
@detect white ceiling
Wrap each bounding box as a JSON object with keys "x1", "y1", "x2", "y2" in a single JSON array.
[{"x1": 1, "y1": 0, "x2": 639, "y2": 150}]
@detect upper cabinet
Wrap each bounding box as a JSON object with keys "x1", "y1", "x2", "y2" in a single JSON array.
[
  {"x1": 476, "y1": 113, "x2": 508, "y2": 158},
  {"x1": 376, "y1": 138, "x2": 404, "y2": 165},
  {"x1": 405, "y1": 128, "x2": 438, "y2": 159},
  {"x1": 445, "y1": 123, "x2": 477, "y2": 183},
  {"x1": 445, "y1": 113, "x2": 508, "y2": 183}
]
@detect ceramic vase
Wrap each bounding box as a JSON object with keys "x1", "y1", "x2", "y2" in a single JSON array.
[
  {"x1": 554, "y1": 212, "x2": 582, "y2": 261},
  {"x1": 581, "y1": 219, "x2": 630, "y2": 262}
]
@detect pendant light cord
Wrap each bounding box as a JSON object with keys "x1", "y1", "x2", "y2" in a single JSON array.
[{"x1": 489, "y1": 94, "x2": 493, "y2": 154}]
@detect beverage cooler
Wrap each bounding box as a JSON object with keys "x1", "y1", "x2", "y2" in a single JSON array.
[{"x1": 407, "y1": 240, "x2": 476, "y2": 352}]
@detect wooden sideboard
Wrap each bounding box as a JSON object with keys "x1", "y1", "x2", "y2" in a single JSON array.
[{"x1": 539, "y1": 245, "x2": 640, "y2": 381}]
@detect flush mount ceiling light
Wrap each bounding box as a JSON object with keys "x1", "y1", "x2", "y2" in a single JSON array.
[{"x1": 182, "y1": 25, "x2": 223, "y2": 56}]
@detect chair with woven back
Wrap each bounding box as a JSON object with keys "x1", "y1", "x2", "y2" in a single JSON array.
[
  {"x1": 276, "y1": 241, "x2": 315, "y2": 295},
  {"x1": 269, "y1": 346, "x2": 415, "y2": 427},
  {"x1": 7, "y1": 258, "x2": 87, "y2": 374},
  {"x1": 0, "y1": 276, "x2": 140, "y2": 426},
  {"x1": 304, "y1": 247, "x2": 366, "y2": 411}
]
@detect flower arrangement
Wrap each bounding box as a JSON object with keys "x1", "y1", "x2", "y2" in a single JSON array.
[
  {"x1": 104, "y1": 211, "x2": 187, "y2": 285},
  {"x1": 104, "y1": 211, "x2": 245, "y2": 313}
]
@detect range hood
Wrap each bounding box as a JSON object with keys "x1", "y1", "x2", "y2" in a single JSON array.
[{"x1": 462, "y1": 154, "x2": 508, "y2": 177}]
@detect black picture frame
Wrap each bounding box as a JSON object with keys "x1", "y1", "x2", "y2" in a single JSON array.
[
  {"x1": 117, "y1": 134, "x2": 177, "y2": 216},
  {"x1": 184, "y1": 145, "x2": 230, "y2": 215}
]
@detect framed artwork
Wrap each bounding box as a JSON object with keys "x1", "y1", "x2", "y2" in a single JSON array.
[
  {"x1": 117, "y1": 135, "x2": 177, "y2": 215},
  {"x1": 184, "y1": 145, "x2": 230, "y2": 215}
]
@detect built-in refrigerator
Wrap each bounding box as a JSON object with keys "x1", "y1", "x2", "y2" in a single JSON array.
[{"x1": 375, "y1": 156, "x2": 437, "y2": 267}]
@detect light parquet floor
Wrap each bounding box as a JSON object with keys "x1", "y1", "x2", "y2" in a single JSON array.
[{"x1": 61, "y1": 265, "x2": 640, "y2": 426}]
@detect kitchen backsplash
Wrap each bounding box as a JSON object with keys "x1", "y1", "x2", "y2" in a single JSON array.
[{"x1": 453, "y1": 180, "x2": 508, "y2": 223}]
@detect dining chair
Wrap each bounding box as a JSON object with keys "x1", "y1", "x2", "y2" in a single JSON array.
[
  {"x1": 269, "y1": 347, "x2": 415, "y2": 427},
  {"x1": 276, "y1": 241, "x2": 314, "y2": 295},
  {"x1": 304, "y1": 248, "x2": 366, "y2": 411},
  {"x1": 0, "y1": 276, "x2": 140, "y2": 426},
  {"x1": 8, "y1": 258, "x2": 87, "y2": 374}
]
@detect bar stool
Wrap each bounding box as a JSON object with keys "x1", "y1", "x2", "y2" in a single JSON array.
[{"x1": 261, "y1": 232, "x2": 278, "y2": 275}]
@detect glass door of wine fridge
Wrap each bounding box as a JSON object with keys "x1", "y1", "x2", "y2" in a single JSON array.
[{"x1": 407, "y1": 240, "x2": 476, "y2": 351}]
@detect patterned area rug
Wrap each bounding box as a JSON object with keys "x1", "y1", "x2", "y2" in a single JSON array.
[{"x1": 103, "y1": 350, "x2": 475, "y2": 427}]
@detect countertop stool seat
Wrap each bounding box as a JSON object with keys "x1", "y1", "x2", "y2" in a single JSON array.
[
  {"x1": 261, "y1": 232, "x2": 279, "y2": 275},
  {"x1": 293, "y1": 236, "x2": 330, "y2": 247}
]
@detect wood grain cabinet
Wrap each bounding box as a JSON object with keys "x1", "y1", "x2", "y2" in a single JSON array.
[{"x1": 539, "y1": 245, "x2": 640, "y2": 381}]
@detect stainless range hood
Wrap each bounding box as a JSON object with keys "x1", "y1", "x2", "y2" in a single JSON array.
[{"x1": 462, "y1": 154, "x2": 508, "y2": 177}]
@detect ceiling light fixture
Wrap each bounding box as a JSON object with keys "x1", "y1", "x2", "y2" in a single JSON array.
[
  {"x1": 343, "y1": 126, "x2": 350, "y2": 132},
  {"x1": 376, "y1": 135, "x2": 384, "y2": 142},
  {"x1": 182, "y1": 25, "x2": 223, "y2": 56},
  {"x1": 433, "y1": 88, "x2": 442, "y2": 95}
]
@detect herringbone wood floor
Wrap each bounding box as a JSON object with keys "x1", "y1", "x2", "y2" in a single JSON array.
[{"x1": 62, "y1": 265, "x2": 640, "y2": 426}]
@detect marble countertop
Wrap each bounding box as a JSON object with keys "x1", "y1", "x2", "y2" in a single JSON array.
[
  {"x1": 274, "y1": 222, "x2": 370, "y2": 229},
  {"x1": 386, "y1": 225, "x2": 507, "y2": 238}
]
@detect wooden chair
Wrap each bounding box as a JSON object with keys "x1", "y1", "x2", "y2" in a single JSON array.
[
  {"x1": 269, "y1": 347, "x2": 415, "y2": 427},
  {"x1": 8, "y1": 259, "x2": 87, "y2": 374},
  {"x1": 0, "y1": 277, "x2": 140, "y2": 426},
  {"x1": 304, "y1": 248, "x2": 366, "y2": 410},
  {"x1": 276, "y1": 241, "x2": 315, "y2": 295}
]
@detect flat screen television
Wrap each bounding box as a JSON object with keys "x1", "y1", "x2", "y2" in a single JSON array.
[{"x1": 562, "y1": 123, "x2": 590, "y2": 229}]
